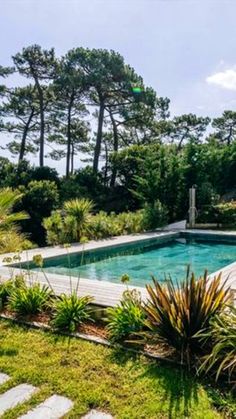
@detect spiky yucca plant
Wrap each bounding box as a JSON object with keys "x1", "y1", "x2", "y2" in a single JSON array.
[
  {"x1": 198, "y1": 305, "x2": 236, "y2": 383},
  {"x1": 144, "y1": 270, "x2": 229, "y2": 366},
  {"x1": 63, "y1": 198, "x2": 93, "y2": 241}
]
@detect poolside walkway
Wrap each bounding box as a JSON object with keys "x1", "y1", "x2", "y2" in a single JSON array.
[{"x1": 0, "y1": 230, "x2": 236, "y2": 307}]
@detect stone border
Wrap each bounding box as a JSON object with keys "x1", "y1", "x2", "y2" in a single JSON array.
[{"x1": 0, "y1": 313, "x2": 181, "y2": 366}]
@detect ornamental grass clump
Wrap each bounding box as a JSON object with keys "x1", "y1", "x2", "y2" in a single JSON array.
[
  {"x1": 52, "y1": 293, "x2": 93, "y2": 333},
  {"x1": 143, "y1": 270, "x2": 229, "y2": 367},
  {"x1": 8, "y1": 282, "x2": 52, "y2": 316},
  {"x1": 198, "y1": 305, "x2": 236, "y2": 384}
]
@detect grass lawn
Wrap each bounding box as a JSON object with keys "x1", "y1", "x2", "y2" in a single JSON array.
[{"x1": 0, "y1": 320, "x2": 235, "y2": 419}]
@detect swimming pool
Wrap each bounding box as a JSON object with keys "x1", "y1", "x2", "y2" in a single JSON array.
[{"x1": 27, "y1": 234, "x2": 236, "y2": 287}]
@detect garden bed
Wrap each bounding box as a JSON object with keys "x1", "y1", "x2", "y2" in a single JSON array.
[{"x1": 0, "y1": 312, "x2": 176, "y2": 364}]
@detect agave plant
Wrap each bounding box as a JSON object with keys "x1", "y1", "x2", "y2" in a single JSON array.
[
  {"x1": 0, "y1": 188, "x2": 29, "y2": 253},
  {"x1": 198, "y1": 305, "x2": 236, "y2": 383},
  {"x1": 143, "y1": 270, "x2": 229, "y2": 366},
  {"x1": 63, "y1": 198, "x2": 93, "y2": 242}
]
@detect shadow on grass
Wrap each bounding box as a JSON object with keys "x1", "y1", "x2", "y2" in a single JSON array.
[
  {"x1": 109, "y1": 346, "x2": 200, "y2": 418},
  {"x1": 142, "y1": 361, "x2": 200, "y2": 418},
  {"x1": 108, "y1": 346, "x2": 140, "y2": 365},
  {"x1": 0, "y1": 348, "x2": 18, "y2": 357}
]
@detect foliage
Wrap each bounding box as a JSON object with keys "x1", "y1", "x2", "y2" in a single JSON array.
[
  {"x1": 59, "y1": 167, "x2": 107, "y2": 204},
  {"x1": 63, "y1": 198, "x2": 93, "y2": 241},
  {"x1": 43, "y1": 210, "x2": 64, "y2": 245},
  {"x1": 8, "y1": 282, "x2": 52, "y2": 315},
  {"x1": 142, "y1": 200, "x2": 168, "y2": 230},
  {"x1": 52, "y1": 293, "x2": 93, "y2": 332},
  {"x1": 1, "y1": 44, "x2": 236, "y2": 245},
  {"x1": 0, "y1": 280, "x2": 14, "y2": 309},
  {"x1": 43, "y1": 208, "x2": 144, "y2": 245},
  {"x1": 198, "y1": 305, "x2": 236, "y2": 383},
  {"x1": 143, "y1": 271, "x2": 229, "y2": 366},
  {"x1": 106, "y1": 289, "x2": 145, "y2": 343},
  {"x1": 214, "y1": 201, "x2": 236, "y2": 226},
  {"x1": 19, "y1": 180, "x2": 59, "y2": 245},
  {"x1": 0, "y1": 275, "x2": 26, "y2": 308},
  {"x1": 0, "y1": 187, "x2": 31, "y2": 253}
]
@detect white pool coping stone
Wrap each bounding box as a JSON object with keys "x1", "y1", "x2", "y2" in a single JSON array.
[{"x1": 0, "y1": 230, "x2": 235, "y2": 307}]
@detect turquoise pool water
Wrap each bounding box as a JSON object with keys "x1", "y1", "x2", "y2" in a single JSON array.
[{"x1": 30, "y1": 237, "x2": 236, "y2": 287}]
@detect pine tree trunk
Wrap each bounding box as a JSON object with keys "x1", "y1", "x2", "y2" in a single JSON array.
[
  {"x1": 110, "y1": 111, "x2": 119, "y2": 188},
  {"x1": 93, "y1": 101, "x2": 105, "y2": 172},
  {"x1": 18, "y1": 108, "x2": 34, "y2": 163},
  {"x1": 33, "y1": 75, "x2": 44, "y2": 167},
  {"x1": 66, "y1": 93, "x2": 74, "y2": 177}
]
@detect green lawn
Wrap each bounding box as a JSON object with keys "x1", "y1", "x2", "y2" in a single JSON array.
[{"x1": 0, "y1": 320, "x2": 234, "y2": 419}]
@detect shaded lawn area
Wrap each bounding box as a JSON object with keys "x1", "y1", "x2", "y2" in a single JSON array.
[{"x1": 0, "y1": 321, "x2": 234, "y2": 419}]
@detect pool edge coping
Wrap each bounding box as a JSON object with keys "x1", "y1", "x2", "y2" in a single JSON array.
[{"x1": 0, "y1": 229, "x2": 236, "y2": 307}]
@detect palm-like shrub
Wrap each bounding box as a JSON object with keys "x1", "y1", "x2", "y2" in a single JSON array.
[
  {"x1": 0, "y1": 275, "x2": 25, "y2": 309},
  {"x1": 63, "y1": 198, "x2": 93, "y2": 241},
  {"x1": 106, "y1": 289, "x2": 145, "y2": 343},
  {"x1": 116, "y1": 211, "x2": 144, "y2": 234},
  {"x1": 144, "y1": 271, "x2": 229, "y2": 366},
  {"x1": 198, "y1": 305, "x2": 236, "y2": 383},
  {"x1": 8, "y1": 283, "x2": 51, "y2": 315},
  {"x1": 52, "y1": 293, "x2": 93, "y2": 332},
  {"x1": 0, "y1": 188, "x2": 29, "y2": 253}
]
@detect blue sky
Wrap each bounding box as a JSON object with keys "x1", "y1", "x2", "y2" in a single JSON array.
[{"x1": 1, "y1": 0, "x2": 236, "y2": 169}]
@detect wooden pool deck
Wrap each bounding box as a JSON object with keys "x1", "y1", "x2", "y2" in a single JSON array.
[{"x1": 0, "y1": 230, "x2": 236, "y2": 307}]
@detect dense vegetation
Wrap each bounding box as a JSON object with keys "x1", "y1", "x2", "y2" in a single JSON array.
[{"x1": 0, "y1": 45, "x2": 236, "y2": 247}]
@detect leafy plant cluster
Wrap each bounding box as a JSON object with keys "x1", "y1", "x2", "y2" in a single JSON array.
[
  {"x1": 106, "y1": 270, "x2": 235, "y2": 386},
  {"x1": 0, "y1": 258, "x2": 235, "y2": 385},
  {"x1": 43, "y1": 198, "x2": 167, "y2": 245}
]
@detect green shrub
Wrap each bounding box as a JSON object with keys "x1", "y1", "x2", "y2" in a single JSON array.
[
  {"x1": 43, "y1": 210, "x2": 65, "y2": 245},
  {"x1": 52, "y1": 293, "x2": 93, "y2": 332},
  {"x1": 19, "y1": 180, "x2": 59, "y2": 245},
  {"x1": 214, "y1": 201, "x2": 236, "y2": 226},
  {"x1": 8, "y1": 282, "x2": 51, "y2": 315},
  {"x1": 106, "y1": 289, "x2": 145, "y2": 343},
  {"x1": 0, "y1": 275, "x2": 26, "y2": 309},
  {"x1": 0, "y1": 280, "x2": 14, "y2": 309},
  {"x1": 143, "y1": 271, "x2": 229, "y2": 367},
  {"x1": 198, "y1": 305, "x2": 236, "y2": 383},
  {"x1": 115, "y1": 211, "x2": 144, "y2": 234},
  {"x1": 63, "y1": 198, "x2": 93, "y2": 242},
  {"x1": 88, "y1": 211, "x2": 116, "y2": 239},
  {"x1": 44, "y1": 208, "x2": 145, "y2": 245},
  {"x1": 142, "y1": 200, "x2": 168, "y2": 230}
]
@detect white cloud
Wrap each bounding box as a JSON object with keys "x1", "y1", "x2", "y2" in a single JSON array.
[{"x1": 206, "y1": 68, "x2": 236, "y2": 91}]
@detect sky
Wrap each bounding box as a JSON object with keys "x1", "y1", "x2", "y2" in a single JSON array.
[{"x1": 0, "y1": 0, "x2": 236, "y2": 171}]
